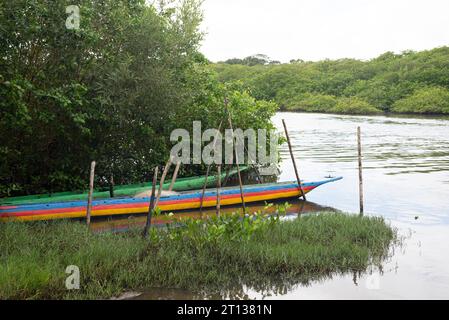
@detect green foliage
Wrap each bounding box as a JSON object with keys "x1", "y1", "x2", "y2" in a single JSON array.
[
  {"x1": 213, "y1": 47, "x2": 449, "y2": 115},
  {"x1": 284, "y1": 93, "x2": 338, "y2": 112},
  {"x1": 0, "y1": 1, "x2": 275, "y2": 196},
  {"x1": 0, "y1": 211, "x2": 396, "y2": 299},
  {"x1": 331, "y1": 97, "x2": 382, "y2": 115},
  {"x1": 284, "y1": 94, "x2": 381, "y2": 114},
  {"x1": 167, "y1": 203, "x2": 290, "y2": 244},
  {"x1": 226, "y1": 90, "x2": 278, "y2": 132},
  {"x1": 392, "y1": 87, "x2": 449, "y2": 114}
]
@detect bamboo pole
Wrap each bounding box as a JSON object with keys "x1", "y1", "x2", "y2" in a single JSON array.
[
  {"x1": 154, "y1": 157, "x2": 172, "y2": 207},
  {"x1": 143, "y1": 166, "x2": 158, "y2": 238},
  {"x1": 225, "y1": 98, "x2": 246, "y2": 212},
  {"x1": 216, "y1": 164, "x2": 221, "y2": 216},
  {"x1": 357, "y1": 126, "x2": 364, "y2": 215},
  {"x1": 86, "y1": 161, "x2": 96, "y2": 226},
  {"x1": 281, "y1": 119, "x2": 306, "y2": 201},
  {"x1": 168, "y1": 161, "x2": 181, "y2": 192}
]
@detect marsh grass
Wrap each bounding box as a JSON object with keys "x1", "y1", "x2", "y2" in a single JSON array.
[{"x1": 0, "y1": 211, "x2": 396, "y2": 299}]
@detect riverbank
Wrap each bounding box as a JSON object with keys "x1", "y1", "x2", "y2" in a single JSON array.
[
  {"x1": 0, "y1": 211, "x2": 396, "y2": 299},
  {"x1": 278, "y1": 108, "x2": 449, "y2": 118}
]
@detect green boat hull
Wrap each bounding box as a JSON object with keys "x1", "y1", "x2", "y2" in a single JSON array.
[{"x1": 0, "y1": 167, "x2": 248, "y2": 205}]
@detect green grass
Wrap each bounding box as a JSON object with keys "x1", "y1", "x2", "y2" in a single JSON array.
[{"x1": 0, "y1": 211, "x2": 396, "y2": 299}]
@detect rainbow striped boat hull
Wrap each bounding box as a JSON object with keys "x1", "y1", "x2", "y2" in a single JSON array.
[{"x1": 0, "y1": 177, "x2": 342, "y2": 222}]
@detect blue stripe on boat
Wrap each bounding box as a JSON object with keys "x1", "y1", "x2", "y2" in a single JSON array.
[{"x1": 0, "y1": 177, "x2": 342, "y2": 213}]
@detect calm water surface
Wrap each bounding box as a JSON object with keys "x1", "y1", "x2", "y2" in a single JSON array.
[
  {"x1": 265, "y1": 112, "x2": 449, "y2": 299},
  {"x1": 134, "y1": 112, "x2": 449, "y2": 300}
]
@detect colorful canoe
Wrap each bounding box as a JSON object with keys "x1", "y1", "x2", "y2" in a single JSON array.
[
  {"x1": 0, "y1": 167, "x2": 248, "y2": 206},
  {"x1": 0, "y1": 177, "x2": 342, "y2": 222}
]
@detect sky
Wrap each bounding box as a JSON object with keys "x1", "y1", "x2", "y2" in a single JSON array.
[{"x1": 200, "y1": 0, "x2": 449, "y2": 62}]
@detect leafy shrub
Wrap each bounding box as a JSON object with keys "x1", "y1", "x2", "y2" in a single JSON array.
[
  {"x1": 392, "y1": 87, "x2": 449, "y2": 114},
  {"x1": 285, "y1": 93, "x2": 338, "y2": 112},
  {"x1": 331, "y1": 97, "x2": 382, "y2": 114}
]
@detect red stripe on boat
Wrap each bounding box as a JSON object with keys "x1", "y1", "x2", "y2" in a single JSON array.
[{"x1": 0, "y1": 186, "x2": 314, "y2": 218}]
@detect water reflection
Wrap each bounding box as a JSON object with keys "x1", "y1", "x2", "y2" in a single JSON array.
[
  {"x1": 272, "y1": 112, "x2": 449, "y2": 299},
  {"x1": 91, "y1": 200, "x2": 337, "y2": 233},
  {"x1": 132, "y1": 262, "x2": 392, "y2": 300}
]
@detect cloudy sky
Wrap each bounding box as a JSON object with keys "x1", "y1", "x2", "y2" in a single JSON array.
[{"x1": 200, "y1": 0, "x2": 449, "y2": 62}]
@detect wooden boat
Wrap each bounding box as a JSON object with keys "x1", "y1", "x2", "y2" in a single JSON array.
[
  {"x1": 0, "y1": 167, "x2": 248, "y2": 206},
  {"x1": 0, "y1": 177, "x2": 342, "y2": 222}
]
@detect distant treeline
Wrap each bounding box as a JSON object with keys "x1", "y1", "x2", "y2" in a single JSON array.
[{"x1": 213, "y1": 47, "x2": 449, "y2": 115}]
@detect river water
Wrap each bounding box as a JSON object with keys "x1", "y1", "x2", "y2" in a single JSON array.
[
  {"x1": 128, "y1": 112, "x2": 449, "y2": 300},
  {"x1": 262, "y1": 112, "x2": 449, "y2": 299}
]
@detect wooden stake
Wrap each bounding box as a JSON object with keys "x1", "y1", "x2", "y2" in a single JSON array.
[
  {"x1": 298, "y1": 200, "x2": 305, "y2": 219},
  {"x1": 357, "y1": 126, "x2": 364, "y2": 215},
  {"x1": 225, "y1": 98, "x2": 246, "y2": 212},
  {"x1": 199, "y1": 121, "x2": 223, "y2": 212},
  {"x1": 222, "y1": 165, "x2": 231, "y2": 187},
  {"x1": 216, "y1": 164, "x2": 221, "y2": 216},
  {"x1": 143, "y1": 166, "x2": 158, "y2": 238},
  {"x1": 199, "y1": 165, "x2": 211, "y2": 212},
  {"x1": 86, "y1": 161, "x2": 96, "y2": 226},
  {"x1": 109, "y1": 174, "x2": 114, "y2": 198},
  {"x1": 282, "y1": 119, "x2": 306, "y2": 201},
  {"x1": 168, "y1": 161, "x2": 181, "y2": 192},
  {"x1": 154, "y1": 157, "x2": 172, "y2": 207}
]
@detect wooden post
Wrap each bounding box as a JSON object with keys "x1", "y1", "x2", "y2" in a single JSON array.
[
  {"x1": 224, "y1": 98, "x2": 246, "y2": 212},
  {"x1": 222, "y1": 165, "x2": 231, "y2": 187},
  {"x1": 154, "y1": 157, "x2": 172, "y2": 207},
  {"x1": 282, "y1": 119, "x2": 306, "y2": 201},
  {"x1": 86, "y1": 161, "x2": 96, "y2": 226},
  {"x1": 216, "y1": 164, "x2": 221, "y2": 216},
  {"x1": 109, "y1": 174, "x2": 114, "y2": 198},
  {"x1": 168, "y1": 161, "x2": 181, "y2": 192},
  {"x1": 357, "y1": 126, "x2": 364, "y2": 215},
  {"x1": 199, "y1": 121, "x2": 223, "y2": 212},
  {"x1": 143, "y1": 166, "x2": 158, "y2": 238},
  {"x1": 298, "y1": 200, "x2": 305, "y2": 218},
  {"x1": 199, "y1": 165, "x2": 211, "y2": 212}
]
